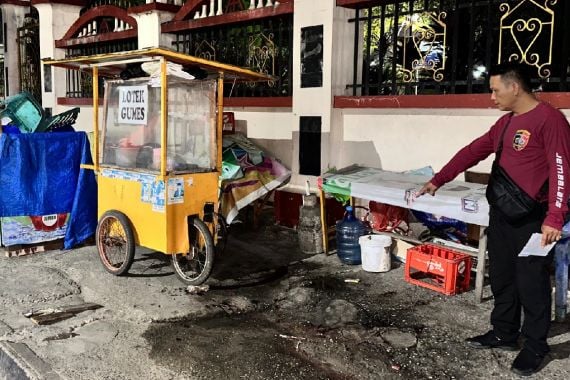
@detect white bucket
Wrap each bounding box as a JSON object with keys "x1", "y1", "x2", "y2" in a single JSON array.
[{"x1": 359, "y1": 235, "x2": 392, "y2": 272}]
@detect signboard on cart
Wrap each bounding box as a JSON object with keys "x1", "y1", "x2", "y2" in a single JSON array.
[{"x1": 118, "y1": 85, "x2": 148, "y2": 125}]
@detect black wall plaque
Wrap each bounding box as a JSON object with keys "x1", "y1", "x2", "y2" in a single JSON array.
[
  {"x1": 301, "y1": 25, "x2": 323, "y2": 88},
  {"x1": 299, "y1": 116, "x2": 321, "y2": 176}
]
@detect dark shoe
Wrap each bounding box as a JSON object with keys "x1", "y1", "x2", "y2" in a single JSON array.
[
  {"x1": 465, "y1": 330, "x2": 518, "y2": 351},
  {"x1": 511, "y1": 348, "x2": 544, "y2": 376}
]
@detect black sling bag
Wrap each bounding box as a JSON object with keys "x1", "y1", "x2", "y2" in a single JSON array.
[{"x1": 485, "y1": 115, "x2": 548, "y2": 223}]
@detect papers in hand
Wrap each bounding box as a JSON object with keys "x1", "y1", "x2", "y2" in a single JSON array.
[{"x1": 518, "y1": 233, "x2": 556, "y2": 257}]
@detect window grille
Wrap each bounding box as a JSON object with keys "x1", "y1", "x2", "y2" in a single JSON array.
[
  {"x1": 18, "y1": 10, "x2": 41, "y2": 103},
  {"x1": 65, "y1": 39, "x2": 137, "y2": 98},
  {"x1": 82, "y1": 0, "x2": 147, "y2": 11},
  {"x1": 61, "y1": 0, "x2": 145, "y2": 98},
  {"x1": 349, "y1": 0, "x2": 568, "y2": 96},
  {"x1": 172, "y1": 14, "x2": 293, "y2": 97}
]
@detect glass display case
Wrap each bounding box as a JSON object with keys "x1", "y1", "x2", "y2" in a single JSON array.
[{"x1": 101, "y1": 77, "x2": 217, "y2": 173}]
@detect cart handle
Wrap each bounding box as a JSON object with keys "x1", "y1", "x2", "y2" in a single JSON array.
[{"x1": 80, "y1": 164, "x2": 96, "y2": 171}]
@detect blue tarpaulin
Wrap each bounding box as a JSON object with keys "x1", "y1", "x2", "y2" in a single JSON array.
[{"x1": 0, "y1": 132, "x2": 97, "y2": 249}]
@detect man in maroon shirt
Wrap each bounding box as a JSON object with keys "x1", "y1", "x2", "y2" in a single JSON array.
[{"x1": 419, "y1": 62, "x2": 570, "y2": 376}]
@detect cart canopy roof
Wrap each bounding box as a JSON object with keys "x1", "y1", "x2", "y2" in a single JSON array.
[{"x1": 43, "y1": 47, "x2": 272, "y2": 82}]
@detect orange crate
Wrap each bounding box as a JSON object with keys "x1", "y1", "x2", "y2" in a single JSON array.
[{"x1": 405, "y1": 243, "x2": 472, "y2": 295}]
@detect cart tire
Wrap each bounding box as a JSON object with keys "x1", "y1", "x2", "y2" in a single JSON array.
[
  {"x1": 96, "y1": 210, "x2": 135, "y2": 276},
  {"x1": 172, "y1": 218, "x2": 214, "y2": 285}
]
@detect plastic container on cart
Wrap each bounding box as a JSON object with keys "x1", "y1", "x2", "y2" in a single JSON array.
[
  {"x1": 336, "y1": 205, "x2": 366, "y2": 265},
  {"x1": 115, "y1": 146, "x2": 140, "y2": 167}
]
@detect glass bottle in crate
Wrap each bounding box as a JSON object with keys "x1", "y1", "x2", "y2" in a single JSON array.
[{"x1": 336, "y1": 205, "x2": 366, "y2": 264}]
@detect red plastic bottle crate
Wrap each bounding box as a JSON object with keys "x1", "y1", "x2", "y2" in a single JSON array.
[{"x1": 404, "y1": 243, "x2": 472, "y2": 295}]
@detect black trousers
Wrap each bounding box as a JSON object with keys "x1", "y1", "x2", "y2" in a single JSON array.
[{"x1": 487, "y1": 207, "x2": 553, "y2": 356}]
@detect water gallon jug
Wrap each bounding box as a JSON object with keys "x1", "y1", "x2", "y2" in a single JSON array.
[
  {"x1": 336, "y1": 205, "x2": 366, "y2": 265},
  {"x1": 298, "y1": 194, "x2": 323, "y2": 254}
]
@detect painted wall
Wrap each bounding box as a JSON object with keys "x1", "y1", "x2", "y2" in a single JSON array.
[
  {"x1": 228, "y1": 108, "x2": 295, "y2": 170},
  {"x1": 71, "y1": 105, "x2": 101, "y2": 133},
  {"x1": 338, "y1": 108, "x2": 570, "y2": 178}
]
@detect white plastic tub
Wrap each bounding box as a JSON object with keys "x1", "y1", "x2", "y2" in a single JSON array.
[{"x1": 359, "y1": 235, "x2": 392, "y2": 272}]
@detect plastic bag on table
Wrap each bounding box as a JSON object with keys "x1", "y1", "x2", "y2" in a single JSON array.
[
  {"x1": 369, "y1": 201, "x2": 409, "y2": 234},
  {"x1": 411, "y1": 210, "x2": 467, "y2": 243}
]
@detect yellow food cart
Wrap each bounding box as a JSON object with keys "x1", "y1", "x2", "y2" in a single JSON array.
[{"x1": 43, "y1": 48, "x2": 271, "y2": 285}]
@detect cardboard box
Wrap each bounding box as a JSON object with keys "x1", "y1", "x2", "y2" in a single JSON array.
[
  {"x1": 1, "y1": 214, "x2": 68, "y2": 247},
  {"x1": 392, "y1": 238, "x2": 415, "y2": 263}
]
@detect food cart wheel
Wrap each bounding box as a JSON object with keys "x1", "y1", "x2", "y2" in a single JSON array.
[
  {"x1": 171, "y1": 218, "x2": 214, "y2": 285},
  {"x1": 96, "y1": 210, "x2": 135, "y2": 276}
]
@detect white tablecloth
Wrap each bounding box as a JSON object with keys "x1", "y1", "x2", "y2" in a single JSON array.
[{"x1": 321, "y1": 166, "x2": 489, "y2": 226}]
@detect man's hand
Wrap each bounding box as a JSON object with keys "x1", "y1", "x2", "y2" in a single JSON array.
[
  {"x1": 418, "y1": 182, "x2": 439, "y2": 196},
  {"x1": 541, "y1": 224, "x2": 562, "y2": 247}
]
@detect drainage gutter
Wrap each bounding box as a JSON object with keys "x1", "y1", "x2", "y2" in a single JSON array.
[{"x1": 0, "y1": 341, "x2": 61, "y2": 380}]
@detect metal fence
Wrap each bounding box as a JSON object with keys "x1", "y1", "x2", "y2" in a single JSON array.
[
  {"x1": 349, "y1": 0, "x2": 569, "y2": 96},
  {"x1": 82, "y1": 0, "x2": 147, "y2": 12},
  {"x1": 64, "y1": 0, "x2": 144, "y2": 98},
  {"x1": 65, "y1": 39, "x2": 137, "y2": 98},
  {"x1": 172, "y1": 14, "x2": 293, "y2": 97},
  {"x1": 18, "y1": 12, "x2": 41, "y2": 103}
]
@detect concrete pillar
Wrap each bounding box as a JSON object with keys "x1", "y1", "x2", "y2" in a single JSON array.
[
  {"x1": 131, "y1": 10, "x2": 175, "y2": 49},
  {"x1": 291, "y1": 0, "x2": 354, "y2": 190},
  {"x1": 330, "y1": 5, "x2": 356, "y2": 171},
  {"x1": 34, "y1": 3, "x2": 82, "y2": 110}
]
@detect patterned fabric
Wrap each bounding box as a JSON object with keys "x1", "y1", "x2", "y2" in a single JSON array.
[{"x1": 220, "y1": 134, "x2": 290, "y2": 224}]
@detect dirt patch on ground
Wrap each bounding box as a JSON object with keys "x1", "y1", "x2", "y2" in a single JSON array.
[{"x1": 141, "y1": 212, "x2": 570, "y2": 379}]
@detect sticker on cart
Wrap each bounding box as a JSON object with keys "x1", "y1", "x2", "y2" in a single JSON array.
[
  {"x1": 141, "y1": 180, "x2": 152, "y2": 203},
  {"x1": 101, "y1": 169, "x2": 121, "y2": 179},
  {"x1": 151, "y1": 180, "x2": 165, "y2": 212},
  {"x1": 168, "y1": 178, "x2": 184, "y2": 204},
  {"x1": 101, "y1": 169, "x2": 156, "y2": 184}
]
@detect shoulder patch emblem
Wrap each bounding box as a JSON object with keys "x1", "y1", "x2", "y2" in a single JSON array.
[{"x1": 513, "y1": 129, "x2": 531, "y2": 151}]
